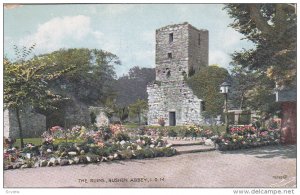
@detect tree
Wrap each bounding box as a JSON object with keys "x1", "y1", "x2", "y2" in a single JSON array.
[
  {"x1": 114, "y1": 66, "x2": 155, "y2": 106},
  {"x1": 128, "y1": 99, "x2": 148, "y2": 125},
  {"x1": 224, "y1": 4, "x2": 296, "y2": 87},
  {"x1": 42, "y1": 48, "x2": 121, "y2": 105},
  {"x1": 230, "y1": 65, "x2": 277, "y2": 114},
  {"x1": 103, "y1": 99, "x2": 129, "y2": 124},
  {"x1": 4, "y1": 45, "x2": 73, "y2": 148},
  {"x1": 187, "y1": 65, "x2": 230, "y2": 119}
]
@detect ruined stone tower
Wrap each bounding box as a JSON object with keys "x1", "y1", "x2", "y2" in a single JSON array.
[{"x1": 147, "y1": 22, "x2": 209, "y2": 126}]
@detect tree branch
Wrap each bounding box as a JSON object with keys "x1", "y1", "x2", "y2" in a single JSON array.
[{"x1": 249, "y1": 4, "x2": 274, "y2": 36}]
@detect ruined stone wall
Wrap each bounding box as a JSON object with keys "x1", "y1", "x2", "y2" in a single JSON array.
[
  {"x1": 4, "y1": 108, "x2": 46, "y2": 138},
  {"x1": 155, "y1": 23, "x2": 189, "y2": 82},
  {"x1": 89, "y1": 106, "x2": 109, "y2": 127},
  {"x1": 147, "y1": 81, "x2": 203, "y2": 126},
  {"x1": 188, "y1": 24, "x2": 209, "y2": 74},
  {"x1": 64, "y1": 100, "x2": 91, "y2": 128}
]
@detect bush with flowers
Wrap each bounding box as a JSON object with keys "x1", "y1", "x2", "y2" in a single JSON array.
[
  {"x1": 214, "y1": 125, "x2": 280, "y2": 151},
  {"x1": 4, "y1": 124, "x2": 176, "y2": 170},
  {"x1": 142, "y1": 125, "x2": 215, "y2": 138}
]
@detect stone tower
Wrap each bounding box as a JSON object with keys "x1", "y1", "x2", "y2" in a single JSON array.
[{"x1": 147, "y1": 22, "x2": 209, "y2": 126}]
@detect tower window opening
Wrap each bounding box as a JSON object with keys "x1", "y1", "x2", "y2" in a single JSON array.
[
  {"x1": 167, "y1": 70, "x2": 171, "y2": 78},
  {"x1": 168, "y1": 52, "x2": 172, "y2": 59},
  {"x1": 169, "y1": 33, "x2": 173, "y2": 43},
  {"x1": 198, "y1": 33, "x2": 201, "y2": 45}
]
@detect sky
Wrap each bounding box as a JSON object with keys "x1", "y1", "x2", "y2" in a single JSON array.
[{"x1": 4, "y1": 3, "x2": 254, "y2": 77}]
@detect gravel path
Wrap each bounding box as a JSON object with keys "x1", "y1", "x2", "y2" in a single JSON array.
[{"x1": 4, "y1": 145, "x2": 296, "y2": 188}]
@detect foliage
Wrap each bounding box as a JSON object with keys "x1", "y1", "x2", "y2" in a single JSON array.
[
  {"x1": 13, "y1": 138, "x2": 41, "y2": 148},
  {"x1": 215, "y1": 128, "x2": 280, "y2": 151},
  {"x1": 129, "y1": 99, "x2": 148, "y2": 125},
  {"x1": 113, "y1": 131, "x2": 130, "y2": 142},
  {"x1": 230, "y1": 68, "x2": 280, "y2": 121},
  {"x1": 43, "y1": 48, "x2": 120, "y2": 105},
  {"x1": 4, "y1": 44, "x2": 73, "y2": 148},
  {"x1": 230, "y1": 65, "x2": 280, "y2": 117},
  {"x1": 224, "y1": 4, "x2": 296, "y2": 87},
  {"x1": 116, "y1": 106, "x2": 129, "y2": 123},
  {"x1": 4, "y1": 46, "x2": 73, "y2": 111},
  {"x1": 187, "y1": 65, "x2": 230, "y2": 118},
  {"x1": 3, "y1": 124, "x2": 176, "y2": 170},
  {"x1": 114, "y1": 66, "x2": 155, "y2": 107},
  {"x1": 142, "y1": 125, "x2": 215, "y2": 138}
]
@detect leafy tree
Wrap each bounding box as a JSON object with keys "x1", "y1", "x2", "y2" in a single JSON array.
[
  {"x1": 102, "y1": 99, "x2": 129, "y2": 124},
  {"x1": 4, "y1": 45, "x2": 73, "y2": 148},
  {"x1": 116, "y1": 106, "x2": 129, "y2": 124},
  {"x1": 114, "y1": 66, "x2": 155, "y2": 106},
  {"x1": 128, "y1": 99, "x2": 148, "y2": 125},
  {"x1": 230, "y1": 65, "x2": 277, "y2": 113},
  {"x1": 224, "y1": 4, "x2": 296, "y2": 87},
  {"x1": 42, "y1": 48, "x2": 120, "y2": 105},
  {"x1": 187, "y1": 65, "x2": 230, "y2": 119}
]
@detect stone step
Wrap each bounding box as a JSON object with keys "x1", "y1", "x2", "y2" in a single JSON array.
[
  {"x1": 170, "y1": 142, "x2": 205, "y2": 147},
  {"x1": 173, "y1": 145, "x2": 216, "y2": 154}
]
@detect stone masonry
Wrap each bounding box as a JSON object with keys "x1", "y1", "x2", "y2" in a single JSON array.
[
  {"x1": 4, "y1": 107, "x2": 46, "y2": 139},
  {"x1": 147, "y1": 22, "x2": 208, "y2": 126}
]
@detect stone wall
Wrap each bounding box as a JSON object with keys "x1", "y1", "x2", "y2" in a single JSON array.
[
  {"x1": 89, "y1": 106, "x2": 109, "y2": 127},
  {"x1": 155, "y1": 23, "x2": 189, "y2": 82},
  {"x1": 188, "y1": 24, "x2": 209, "y2": 74},
  {"x1": 147, "y1": 81, "x2": 203, "y2": 126},
  {"x1": 147, "y1": 22, "x2": 208, "y2": 126},
  {"x1": 64, "y1": 99, "x2": 91, "y2": 128},
  {"x1": 4, "y1": 108, "x2": 46, "y2": 139}
]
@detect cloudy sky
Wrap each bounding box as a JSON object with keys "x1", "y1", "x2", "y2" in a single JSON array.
[{"x1": 4, "y1": 4, "x2": 254, "y2": 76}]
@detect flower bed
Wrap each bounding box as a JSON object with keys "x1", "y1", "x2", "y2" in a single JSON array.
[
  {"x1": 4, "y1": 125, "x2": 176, "y2": 170},
  {"x1": 214, "y1": 126, "x2": 280, "y2": 151},
  {"x1": 137, "y1": 125, "x2": 216, "y2": 138}
]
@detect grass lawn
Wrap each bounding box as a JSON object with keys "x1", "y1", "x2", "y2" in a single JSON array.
[
  {"x1": 13, "y1": 138, "x2": 42, "y2": 148},
  {"x1": 202, "y1": 125, "x2": 227, "y2": 135},
  {"x1": 123, "y1": 123, "x2": 140, "y2": 129}
]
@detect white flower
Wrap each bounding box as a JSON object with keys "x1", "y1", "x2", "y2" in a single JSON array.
[
  {"x1": 120, "y1": 140, "x2": 126, "y2": 145},
  {"x1": 137, "y1": 145, "x2": 142, "y2": 150},
  {"x1": 68, "y1": 151, "x2": 77, "y2": 156},
  {"x1": 166, "y1": 144, "x2": 172, "y2": 148}
]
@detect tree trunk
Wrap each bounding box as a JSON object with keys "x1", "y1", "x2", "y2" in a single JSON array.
[
  {"x1": 138, "y1": 112, "x2": 141, "y2": 126},
  {"x1": 15, "y1": 108, "x2": 24, "y2": 149},
  {"x1": 239, "y1": 94, "x2": 244, "y2": 110}
]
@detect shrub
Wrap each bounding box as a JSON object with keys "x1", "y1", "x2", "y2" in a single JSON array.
[
  {"x1": 113, "y1": 131, "x2": 130, "y2": 142},
  {"x1": 21, "y1": 144, "x2": 40, "y2": 156},
  {"x1": 167, "y1": 128, "x2": 177, "y2": 137},
  {"x1": 99, "y1": 126, "x2": 112, "y2": 141},
  {"x1": 57, "y1": 142, "x2": 76, "y2": 153},
  {"x1": 134, "y1": 149, "x2": 145, "y2": 159},
  {"x1": 143, "y1": 148, "x2": 155, "y2": 158},
  {"x1": 215, "y1": 129, "x2": 281, "y2": 151},
  {"x1": 160, "y1": 147, "x2": 176, "y2": 157},
  {"x1": 119, "y1": 150, "x2": 133, "y2": 159}
]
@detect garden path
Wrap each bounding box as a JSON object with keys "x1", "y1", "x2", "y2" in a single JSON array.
[{"x1": 4, "y1": 145, "x2": 296, "y2": 188}]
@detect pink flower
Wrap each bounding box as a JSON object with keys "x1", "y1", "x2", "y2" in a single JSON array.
[{"x1": 50, "y1": 126, "x2": 63, "y2": 133}]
